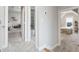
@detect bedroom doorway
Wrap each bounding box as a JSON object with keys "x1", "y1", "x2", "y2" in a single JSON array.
[
  {"x1": 8, "y1": 6, "x2": 23, "y2": 42},
  {"x1": 0, "y1": 6, "x2": 37, "y2": 52},
  {"x1": 1, "y1": 6, "x2": 26, "y2": 51}
]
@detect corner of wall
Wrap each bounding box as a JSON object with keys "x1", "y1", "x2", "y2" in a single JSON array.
[{"x1": 39, "y1": 43, "x2": 59, "y2": 52}]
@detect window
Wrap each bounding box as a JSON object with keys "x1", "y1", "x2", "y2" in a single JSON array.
[{"x1": 66, "y1": 16, "x2": 73, "y2": 28}]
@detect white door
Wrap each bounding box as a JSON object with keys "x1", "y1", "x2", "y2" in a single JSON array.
[
  {"x1": 0, "y1": 7, "x2": 8, "y2": 49},
  {"x1": 25, "y1": 6, "x2": 31, "y2": 41}
]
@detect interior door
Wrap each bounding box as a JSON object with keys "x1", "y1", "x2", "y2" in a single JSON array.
[
  {"x1": 25, "y1": 6, "x2": 31, "y2": 41},
  {"x1": 0, "y1": 7, "x2": 8, "y2": 49}
]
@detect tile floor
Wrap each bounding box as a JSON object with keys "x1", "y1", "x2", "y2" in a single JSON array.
[
  {"x1": 1, "y1": 32, "x2": 36, "y2": 52},
  {"x1": 2, "y1": 32, "x2": 79, "y2": 52},
  {"x1": 53, "y1": 33, "x2": 79, "y2": 52}
]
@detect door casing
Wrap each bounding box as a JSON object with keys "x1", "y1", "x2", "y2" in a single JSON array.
[{"x1": 0, "y1": 7, "x2": 8, "y2": 49}]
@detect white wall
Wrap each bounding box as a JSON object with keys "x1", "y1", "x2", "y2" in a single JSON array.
[
  {"x1": 36, "y1": 6, "x2": 58, "y2": 51},
  {"x1": 58, "y1": 6, "x2": 74, "y2": 11}
]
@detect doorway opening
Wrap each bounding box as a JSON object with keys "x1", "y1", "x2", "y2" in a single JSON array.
[
  {"x1": 54, "y1": 7, "x2": 79, "y2": 52},
  {"x1": 1, "y1": 6, "x2": 25, "y2": 52},
  {"x1": 8, "y1": 6, "x2": 23, "y2": 41},
  {"x1": 60, "y1": 9, "x2": 78, "y2": 42},
  {"x1": 1, "y1": 6, "x2": 37, "y2": 52}
]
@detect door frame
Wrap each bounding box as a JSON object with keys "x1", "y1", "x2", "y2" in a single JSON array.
[
  {"x1": 24, "y1": 6, "x2": 39, "y2": 50},
  {"x1": 21, "y1": 6, "x2": 26, "y2": 41},
  {"x1": 4, "y1": 6, "x2": 8, "y2": 48},
  {"x1": 58, "y1": 6, "x2": 79, "y2": 45},
  {"x1": 35, "y1": 7, "x2": 39, "y2": 50},
  {"x1": 0, "y1": 6, "x2": 8, "y2": 49},
  {"x1": 24, "y1": 6, "x2": 31, "y2": 42}
]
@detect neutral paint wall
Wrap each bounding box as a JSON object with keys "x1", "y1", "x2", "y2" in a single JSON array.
[
  {"x1": 58, "y1": 6, "x2": 74, "y2": 11},
  {"x1": 36, "y1": 6, "x2": 58, "y2": 51}
]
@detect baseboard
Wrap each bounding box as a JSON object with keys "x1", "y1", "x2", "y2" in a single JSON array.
[
  {"x1": 39, "y1": 43, "x2": 60, "y2": 52},
  {"x1": 39, "y1": 45, "x2": 48, "y2": 52}
]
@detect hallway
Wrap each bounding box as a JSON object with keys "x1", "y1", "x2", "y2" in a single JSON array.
[{"x1": 52, "y1": 7, "x2": 79, "y2": 52}]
